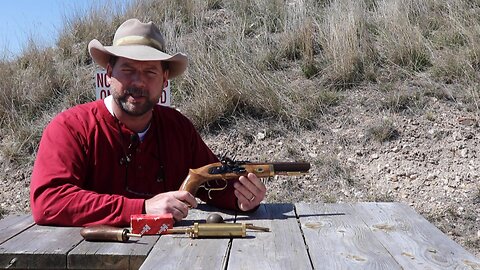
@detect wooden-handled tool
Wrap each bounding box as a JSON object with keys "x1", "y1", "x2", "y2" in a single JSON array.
[{"x1": 80, "y1": 225, "x2": 142, "y2": 242}]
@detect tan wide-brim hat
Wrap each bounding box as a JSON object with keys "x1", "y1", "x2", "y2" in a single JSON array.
[{"x1": 88, "y1": 18, "x2": 187, "y2": 78}]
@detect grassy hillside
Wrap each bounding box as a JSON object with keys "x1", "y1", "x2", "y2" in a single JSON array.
[{"x1": 1, "y1": 0, "x2": 480, "y2": 166}]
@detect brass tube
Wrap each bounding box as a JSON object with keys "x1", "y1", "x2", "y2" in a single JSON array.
[{"x1": 191, "y1": 223, "x2": 246, "y2": 238}]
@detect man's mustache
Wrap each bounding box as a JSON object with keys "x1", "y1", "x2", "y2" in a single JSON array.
[{"x1": 125, "y1": 87, "x2": 147, "y2": 97}]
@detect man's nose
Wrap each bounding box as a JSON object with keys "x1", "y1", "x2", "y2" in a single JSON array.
[{"x1": 131, "y1": 71, "x2": 146, "y2": 87}]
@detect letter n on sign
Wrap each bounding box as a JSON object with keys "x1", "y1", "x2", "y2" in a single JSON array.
[{"x1": 94, "y1": 69, "x2": 171, "y2": 107}]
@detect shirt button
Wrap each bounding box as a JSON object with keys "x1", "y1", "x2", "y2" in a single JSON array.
[
  {"x1": 136, "y1": 148, "x2": 141, "y2": 153},
  {"x1": 138, "y1": 165, "x2": 142, "y2": 169}
]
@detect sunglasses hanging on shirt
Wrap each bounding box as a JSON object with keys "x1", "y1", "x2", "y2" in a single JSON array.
[{"x1": 119, "y1": 134, "x2": 138, "y2": 165}]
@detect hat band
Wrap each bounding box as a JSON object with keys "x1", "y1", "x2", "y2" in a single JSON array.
[{"x1": 113, "y1": 35, "x2": 164, "y2": 51}]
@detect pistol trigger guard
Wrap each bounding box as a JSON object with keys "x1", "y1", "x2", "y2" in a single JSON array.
[{"x1": 203, "y1": 179, "x2": 228, "y2": 200}]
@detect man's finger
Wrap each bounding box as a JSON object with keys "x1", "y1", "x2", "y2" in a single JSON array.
[
  {"x1": 238, "y1": 175, "x2": 262, "y2": 196},
  {"x1": 247, "y1": 173, "x2": 266, "y2": 191},
  {"x1": 234, "y1": 190, "x2": 253, "y2": 204},
  {"x1": 171, "y1": 207, "x2": 186, "y2": 222},
  {"x1": 176, "y1": 191, "x2": 198, "y2": 208},
  {"x1": 234, "y1": 179, "x2": 254, "y2": 200}
]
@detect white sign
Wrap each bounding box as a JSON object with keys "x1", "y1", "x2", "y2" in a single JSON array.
[{"x1": 94, "y1": 69, "x2": 171, "y2": 106}]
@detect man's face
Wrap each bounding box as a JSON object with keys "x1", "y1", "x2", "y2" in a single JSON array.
[{"x1": 107, "y1": 57, "x2": 168, "y2": 116}]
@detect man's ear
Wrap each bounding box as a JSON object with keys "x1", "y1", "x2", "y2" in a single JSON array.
[
  {"x1": 163, "y1": 70, "x2": 169, "y2": 87},
  {"x1": 106, "y1": 64, "x2": 113, "y2": 84},
  {"x1": 106, "y1": 63, "x2": 113, "y2": 77}
]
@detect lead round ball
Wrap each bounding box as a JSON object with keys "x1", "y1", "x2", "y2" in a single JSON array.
[{"x1": 206, "y1": 213, "x2": 224, "y2": 223}]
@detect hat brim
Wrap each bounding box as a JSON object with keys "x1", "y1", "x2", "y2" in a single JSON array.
[{"x1": 88, "y1": 39, "x2": 188, "y2": 78}]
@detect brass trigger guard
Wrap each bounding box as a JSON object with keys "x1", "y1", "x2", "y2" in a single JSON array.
[{"x1": 201, "y1": 179, "x2": 228, "y2": 199}]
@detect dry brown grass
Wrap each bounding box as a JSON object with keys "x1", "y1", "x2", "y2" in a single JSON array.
[{"x1": 320, "y1": 0, "x2": 374, "y2": 86}]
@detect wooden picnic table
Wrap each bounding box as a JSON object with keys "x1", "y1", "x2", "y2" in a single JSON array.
[{"x1": 0, "y1": 202, "x2": 478, "y2": 269}]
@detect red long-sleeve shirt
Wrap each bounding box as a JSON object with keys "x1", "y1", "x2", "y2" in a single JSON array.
[{"x1": 30, "y1": 100, "x2": 238, "y2": 226}]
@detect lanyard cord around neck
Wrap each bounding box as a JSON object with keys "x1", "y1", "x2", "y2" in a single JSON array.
[
  {"x1": 114, "y1": 114, "x2": 143, "y2": 196},
  {"x1": 114, "y1": 111, "x2": 166, "y2": 196},
  {"x1": 114, "y1": 115, "x2": 136, "y2": 166}
]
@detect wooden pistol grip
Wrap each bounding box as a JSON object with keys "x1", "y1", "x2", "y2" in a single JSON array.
[
  {"x1": 179, "y1": 164, "x2": 240, "y2": 196},
  {"x1": 179, "y1": 169, "x2": 204, "y2": 196}
]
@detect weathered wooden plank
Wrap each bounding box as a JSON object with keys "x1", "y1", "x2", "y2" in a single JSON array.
[
  {"x1": 139, "y1": 204, "x2": 235, "y2": 270},
  {"x1": 296, "y1": 203, "x2": 401, "y2": 270},
  {"x1": 68, "y1": 233, "x2": 159, "y2": 269},
  {"x1": 228, "y1": 203, "x2": 312, "y2": 270},
  {"x1": 357, "y1": 202, "x2": 480, "y2": 270},
  {"x1": 0, "y1": 224, "x2": 83, "y2": 269},
  {"x1": 0, "y1": 214, "x2": 34, "y2": 244}
]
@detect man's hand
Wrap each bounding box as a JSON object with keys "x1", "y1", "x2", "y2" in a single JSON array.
[
  {"x1": 233, "y1": 173, "x2": 266, "y2": 211},
  {"x1": 144, "y1": 191, "x2": 197, "y2": 221}
]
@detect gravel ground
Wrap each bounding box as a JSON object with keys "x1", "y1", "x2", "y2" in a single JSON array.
[{"x1": 204, "y1": 87, "x2": 480, "y2": 258}]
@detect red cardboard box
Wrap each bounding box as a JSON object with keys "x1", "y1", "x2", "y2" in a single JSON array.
[{"x1": 130, "y1": 213, "x2": 174, "y2": 235}]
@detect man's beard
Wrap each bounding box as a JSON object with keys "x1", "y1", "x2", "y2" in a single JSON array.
[{"x1": 113, "y1": 87, "x2": 157, "y2": 116}]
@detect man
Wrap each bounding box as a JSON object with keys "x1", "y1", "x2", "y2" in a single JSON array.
[{"x1": 30, "y1": 18, "x2": 266, "y2": 227}]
